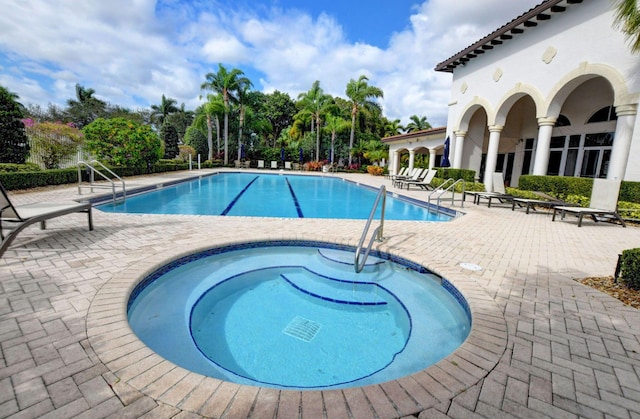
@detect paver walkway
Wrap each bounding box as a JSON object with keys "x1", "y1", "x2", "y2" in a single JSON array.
[{"x1": 2, "y1": 169, "x2": 640, "y2": 418}]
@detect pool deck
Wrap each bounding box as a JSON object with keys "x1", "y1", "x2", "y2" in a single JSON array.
[{"x1": 2, "y1": 168, "x2": 640, "y2": 418}]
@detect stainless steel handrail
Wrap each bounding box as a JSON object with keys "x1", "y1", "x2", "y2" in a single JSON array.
[
  {"x1": 354, "y1": 185, "x2": 386, "y2": 273},
  {"x1": 78, "y1": 160, "x2": 126, "y2": 202},
  {"x1": 428, "y1": 178, "x2": 465, "y2": 207}
]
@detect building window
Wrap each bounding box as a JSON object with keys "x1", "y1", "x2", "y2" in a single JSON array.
[
  {"x1": 555, "y1": 114, "x2": 571, "y2": 127},
  {"x1": 588, "y1": 106, "x2": 617, "y2": 123}
]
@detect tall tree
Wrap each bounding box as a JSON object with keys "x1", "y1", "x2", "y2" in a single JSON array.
[
  {"x1": 261, "y1": 90, "x2": 296, "y2": 146},
  {"x1": 194, "y1": 94, "x2": 225, "y2": 160},
  {"x1": 150, "y1": 94, "x2": 179, "y2": 127},
  {"x1": 324, "y1": 114, "x2": 350, "y2": 164},
  {"x1": 345, "y1": 75, "x2": 383, "y2": 165},
  {"x1": 66, "y1": 83, "x2": 106, "y2": 128},
  {"x1": 405, "y1": 115, "x2": 432, "y2": 132},
  {"x1": 0, "y1": 85, "x2": 30, "y2": 163},
  {"x1": 296, "y1": 81, "x2": 334, "y2": 160},
  {"x1": 201, "y1": 64, "x2": 252, "y2": 164}
]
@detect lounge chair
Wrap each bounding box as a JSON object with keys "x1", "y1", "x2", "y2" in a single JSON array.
[
  {"x1": 242, "y1": 161, "x2": 250, "y2": 169},
  {"x1": 552, "y1": 179, "x2": 626, "y2": 227},
  {"x1": 475, "y1": 173, "x2": 514, "y2": 207},
  {"x1": 271, "y1": 161, "x2": 278, "y2": 169},
  {"x1": 394, "y1": 168, "x2": 426, "y2": 188},
  {"x1": 257, "y1": 160, "x2": 265, "y2": 169},
  {"x1": 0, "y1": 182, "x2": 93, "y2": 258},
  {"x1": 404, "y1": 169, "x2": 438, "y2": 190},
  {"x1": 386, "y1": 167, "x2": 407, "y2": 180},
  {"x1": 284, "y1": 161, "x2": 292, "y2": 170},
  {"x1": 234, "y1": 160, "x2": 242, "y2": 168}
]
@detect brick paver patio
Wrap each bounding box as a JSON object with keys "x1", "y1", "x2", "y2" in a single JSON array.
[{"x1": 2, "y1": 169, "x2": 640, "y2": 418}]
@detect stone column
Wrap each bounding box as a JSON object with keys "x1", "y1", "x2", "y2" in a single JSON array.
[
  {"x1": 453, "y1": 130, "x2": 467, "y2": 169},
  {"x1": 408, "y1": 149, "x2": 415, "y2": 173},
  {"x1": 609, "y1": 104, "x2": 638, "y2": 180},
  {"x1": 532, "y1": 117, "x2": 556, "y2": 176},
  {"x1": 483, "y1": 125, "x2": 503, "y2": 192},
  {"x1": 429, "y1": 148, "x2": 436, "y2": 170}
]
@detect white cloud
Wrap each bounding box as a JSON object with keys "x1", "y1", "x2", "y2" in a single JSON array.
[{"x1": 0, "y1": 0, "x2": 542, "y2": 126}]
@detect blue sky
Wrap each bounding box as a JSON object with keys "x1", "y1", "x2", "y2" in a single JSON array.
[{"x1": 0, "y1": 0, "x2": 541, "y2": 127}]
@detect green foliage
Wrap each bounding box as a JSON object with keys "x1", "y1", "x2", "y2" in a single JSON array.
[
  {"x1": 184, "y1": 125, "x2": 209, "y2": 158},
  {"x1": 618, "y1": 248, "x2": 640, "y2": 290},
  {"x1": 160, "y1": 122, "x2": 180, "y2": 159},
  {"x1": 83, "y1": 117, "x2": 162, "y2": 169},
  {"x1": 0, "y1": 168, "x2": 78, "y2": 190},
  {"x1": 518, "y1": 175, "x2": 593, "y2": 199},
  {"x1": 0, "y1": 163, "x2": 41, "y2": 173},
  {"x1": 0, "y1": 85, "x2": 30, "y2": 163},
  {"x1": 178, "y1": 145, "x2": 197, "y2": 162},
  {"x1": 620, "y1": 181, "x2": 640, "y2": 203},
  {"x1": 434, "y1": 168, "x2": 476, "y2": 182},
  {"x1": 28, "y1": 122, "x2": 84, "y2": 169}
]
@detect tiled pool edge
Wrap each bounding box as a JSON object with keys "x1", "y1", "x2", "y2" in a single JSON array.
[{"x1": 86, "y1": 237, "x2": 507, "y2": 417}]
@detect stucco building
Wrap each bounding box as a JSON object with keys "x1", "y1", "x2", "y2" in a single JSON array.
[{"x1": 385, "y1": 0, "x2": 639, "y2": 192}]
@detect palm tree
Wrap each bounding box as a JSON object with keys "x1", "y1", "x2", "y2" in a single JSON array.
[
  {"x1": 405, "y1": 115, "x2": 432, "y2": 132},
  {"x1": 150, "y1": 94, "x2": 179, "y2": 127},
  {"x1": 296, "y1": 81, "x2": 334, "y2": 161},
  {"x1": 195, "y1": 94, "x2": 225, "y2": 160},
  {"x1": 201, "y1": 64, "x2": 252, "y2": 164},
  {"x1": 613, "y1": 0, "x2": 640, "y2": 53},
  {"x1": 236, "y1": 84, "x2": 251, "y2": 161},
  {"x1": 384, "y1": 119, "x2": 404, "y2": 137},
  {"x1": 345, "y1": 75, "x2": 383, "y2": 165},
  {"x1": 323, "y1": 114, "x2": 350, "y2": 164},
  {"x1": 66, "y1": 83, "x2": 106, "y2": 128}
]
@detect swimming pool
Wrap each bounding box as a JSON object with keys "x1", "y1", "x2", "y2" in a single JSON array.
[
  {"x1": 127, "y1": 241, "x2": 471, "y2": 390},
  {"x1": 96, "y1": 172, "x2": 454, "y2": 221}
]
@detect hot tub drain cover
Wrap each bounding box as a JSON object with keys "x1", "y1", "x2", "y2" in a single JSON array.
[{"x1": 283, "y1": 316, "x2": 321, "y2": 342}]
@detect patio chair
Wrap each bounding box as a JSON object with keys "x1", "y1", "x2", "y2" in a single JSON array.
[
  {"x1": 234, "y1": 160, "x2": 242, "y2": 168},
  {"x1": 257, "y1": 160, "x2": 265, "y2": 169},
  {"x1": 394, "y1": 168, "x2": 426, "y2": 188},
  {"x1": 404, "y1": 169, "x2": 438, "y2": 190},
  {"x1": 271, "y1": 161, "x2": 278, "y2": 169},
  {"x1": 475, "y1": 173, "x2": 514, "y2": 207},
  {"x1": 552, "y1": 179, "x2": 626, "y2": 227},
  {"x1": 511, "y1": 192, "x2": 570, "y2": 214},
  {"x1": 0, "y1": 182, "x2": 93, "y2": 258},
  {"x1": 386, "y1": 167, "x2": 407, "y2": 180},
  {"x1": 285, "y1": 161, "x2": 292, "y2": 170}
]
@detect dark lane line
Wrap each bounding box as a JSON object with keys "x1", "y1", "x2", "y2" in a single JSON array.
[
  {"x1": 221, "y1": 176, "x2": 259, "y2": 215},
  {"x1": 285, "y1": 177, "x2": 304, "y2": 218}
]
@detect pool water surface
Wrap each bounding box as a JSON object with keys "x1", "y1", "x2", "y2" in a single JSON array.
[
  {"x1": 127, "y1": 242, "x2": 471, "y2": 389},
  {"x1": 97, "y1": 172, "x2": 453, "y2": 221}
]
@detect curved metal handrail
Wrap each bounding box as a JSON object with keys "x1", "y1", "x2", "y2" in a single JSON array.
[
  {"x1": 78, "y1": 160, "x2": 126, "y2": 202},
  {"x1": 354, "y1": 185, "x2": 386, "y2": 273}
]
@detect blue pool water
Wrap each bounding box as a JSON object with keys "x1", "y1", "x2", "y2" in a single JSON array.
[
  {"x1": 97, "y1": 172, "x2": 453, "y2": 221},
  {"x1": 127, "y1": 241, "x2": 471, "y2": 390}
]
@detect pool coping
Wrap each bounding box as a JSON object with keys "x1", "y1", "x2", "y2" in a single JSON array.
[{"x1": 86, "y1": 236, "x2": 507, "y2": 417}]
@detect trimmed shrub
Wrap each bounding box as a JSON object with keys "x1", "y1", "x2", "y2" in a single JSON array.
[
  {"x1": 0, "y1": 163, "x2": 41, "y2": 173},
  {"x1": 0, "y1": 168, "x2": 78, "y2": 190},
  {"x1": 435, "y1": 168, "x2": 476, "y2": 182},
  {"x1": 367, "y1": 165, "x2": 384, "y2": 176},
  {"x1": 618, "y1": 248, "x2": 640, "y2": 290}
]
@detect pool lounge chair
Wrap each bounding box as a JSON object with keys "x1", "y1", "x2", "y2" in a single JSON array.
[
  {"x1": 271, "y1": 161, "x2": 278, "y2": 169},
  {"x1": 234, "y1": 160, "x2": 242, "y2": 168},
  {"x1": 403, "y1": 169, "x2": 438, "y2": 190},
  {"x1": 552, "y1": 179, "x2": 626, "y2": 227},
  {"x1": 394, "y1": 168, "x2": 426, "y2": 189},
  {"x1": 257, "y1": 160, "x2": 265, "y2": 169},
  {"x1": 0, "y1": 182, "x2": 93, "y2": 258},
  {"x1": 386, "y1": 167, "x2": 407, "y2": 180},
  {"x1": 284, "y1": 161, "x2": 292, "y2": 170},
  {"x1": 475, "y1": 173, "x2": 514, "y2": 207}
]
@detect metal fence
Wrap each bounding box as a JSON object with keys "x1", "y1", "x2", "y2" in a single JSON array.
[{"x1": 24, "y1": 127, "x2": 91, "y2": 169}]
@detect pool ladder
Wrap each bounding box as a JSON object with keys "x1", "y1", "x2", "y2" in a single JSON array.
[
  {"x1": 354, "y1": 185, "x2": 386, "y2": 273},
  {"x1": 78, "y1": 160, "x2": 126, "y2": 203}
]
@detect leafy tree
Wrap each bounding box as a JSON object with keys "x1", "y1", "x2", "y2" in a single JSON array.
[
  {"x1": 384, "y1": 118, "x2": 404, "y2": 137},
  {"x1": 296, "y1": 81, "x2": 335, "y2": 160},
  {"x1": 151, "y1": 94, "x2": 179, "y2": 128},
  {"x1": 194, "y1": 95, "x2": 225, "y2": 160},
  {"x1": 324, "y1": 114, "x2": 350, "y2": 163},
  {"x1": 27, "y1": 122, "x2": 83, "y2": 169},
  {"x1": 166, "y1": 103, "x2": 194, "y2": 142},
  {"x1": 362, "y1": 139, "x2": 389, "y2": 165},
  {"x1": 614, "y1": 0, "x2": 640, "y2": 53},
  {"x1": 405, "y1": 115, "x2": 432, "y2": 132},
  {"x1": 184, "y1": 125, "x2": 209, "y2": 159},
  {"x1": 160, "y1": 121, "x2": 179, "y2": 159},
  {"x1": 201, "y1": 64, "x2": 252, "y2": 164},
  {"x1": 83, "y1": 117, "x2": 162, "y2": 169},
  {"x1": 345, "y1": 75, "x2": 383, "y2": 165},
  {"x1": 0, "y1": 85, "x2": 30, "y2": 163},
  {"x1": 66, "y1": 83, "x2": 106, "y2": 128},
  {"x1": 261, "y1": 90, "x2": 296, "y2": 146}
]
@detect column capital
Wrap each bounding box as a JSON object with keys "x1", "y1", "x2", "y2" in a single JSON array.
[
  {"x1": 488, "y1": 125, "x2": 504, "y2": 133},
  {"x1": 537, "y1": 117, "x2": 557, "y2": 126},
  {"x1": 616, "y1": 104, "x2": 638, "y2": 117},
  {"x1": 454, "y1": 130, "x2": 467, "y2": 137}
]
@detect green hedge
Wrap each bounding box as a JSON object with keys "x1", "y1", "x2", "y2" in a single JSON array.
[
  {"x1": 518, "y1": 175, "x2": 640, "y2": 203},
  {"x1": 435, "y1": 168, "x2": 476, "y2": 182},
  {"x1": 618, "y1": 248, "x2": 640, "y2": 289},
  {"x1": 0, "y1": 168, "x2": 78, "y2": 190},
  {"x1": 0, "y1": 163, "x2": 42, "y2": 173}
]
